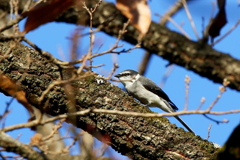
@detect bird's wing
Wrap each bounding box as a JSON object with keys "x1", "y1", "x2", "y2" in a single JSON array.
[{"x1": 139, "y1": 76, "x2": 178, "y2": 111}]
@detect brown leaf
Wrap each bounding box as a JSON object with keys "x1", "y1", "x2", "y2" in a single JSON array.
[
  {"x1": 116, "y1": 0, "x2": 151, "y2": 36},
  {"x1": 208, "y1": 0, "x2": 227, "y2": 41},
  {"x1": 23, "y1": 0, "x2": 76, "y2": 33},
  {"x1": 0, "y1": 74, "x2": 34, "y2": 116},
  {"x1": 30, "y1": 133, "x2": 43, "y2": 145}
]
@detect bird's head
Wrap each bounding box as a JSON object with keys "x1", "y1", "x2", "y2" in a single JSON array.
[{"x1": 114, "y1": 70, "x2": 139, "y2": 86}]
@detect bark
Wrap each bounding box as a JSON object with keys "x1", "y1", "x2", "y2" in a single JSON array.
[{"x1": 0, "y1": 38, "x2": 218, "y2": 159}]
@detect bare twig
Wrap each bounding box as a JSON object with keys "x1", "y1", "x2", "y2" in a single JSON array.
[
  {"x1": 42, "y1": 119, "x2": 65, "y2": 142},
  {"x1": 206, "y1": 124, "x2": 212, "y2": 140},
  {"x1": 184, "y1": 75, "x2": 191, "y2": 110},
  {"x1": 202, "y1": 79, "x2": 230, "y2": 124},
  {"x1": 0, "y1": 131, "x2": 45, "y2": 159},
  {"x1": 38, "y1": 72, "x2": 94, "y2": 104},
  {"x1": 76, "y1": 53, "x2": 90, "y2": 74},
  {"x1": 0, "y1": 0, "x2": 43, "y2": 33},
  {"x1": 2, "y1": 107, "x2": 239, "y2": 132},
  {"x1": 206, "y1": 79, "x2": 229, "y2": 112},
  {"x1": 1, "y1": 98, "x2": 14, "y2": 129},
  {"x1": 159, "y1": 64, "x2": 174, "y2": 88},
  {"x1": 9, "y1": 0, "x2": 14, "y2": 21},
  {"x1": 211, "y1": 20, "x2": 240, "y2": 46},
  {"x1": 203, "y1": 1, "x2": 217, "y2": 39},
  {"x1": 0, "y1": 153, "x2": 6, "y2": 160},
  {"x1": 182, "y1": 0, "x2": 200, "y2": 39},
  {"x1": 23, "y1": 37, "x2": 70, "y2": 67},
  {"x1": 98, "y1": 143, "x2": 108, "y2": 157},
  {"x1": 22, "y1": 19, "x2": 137, "y2": 70},
  {"x1": 12, "y1": 0, "x2": 20, "y2": 33},
  {"x1": 0, "y1": 16, "x2": 24, "y2": 33},
  {"x1": 107, "y1": 63, "x2": 119, "y2": 79},
  {"x1": 160, "y1": 0, "x2": 190, "y2": 25},
  {"x1": 82, "y1": 0, "x2": 102, "y2": 70},
  {"x1": 196, "y1": 97, "x2": 206, "y2": 110},
  {"x1": 65, "y1": 137, "x2": 78, "y2": 151},
  {"x1": 203, "y1": 114, "x2": 227, "y2": 124},
  {"x1": 75, "y1": 28, "x2": 101, "y2": 38},
  {"x1": 0, "y1": 40, "x2": 17, "y2": 62},
  {"x1": 164, "y1": 16, "x2": 190, "y2": 39},
  {"x1": 156, "y1": 13, "x2": 190, "y2": 39}
]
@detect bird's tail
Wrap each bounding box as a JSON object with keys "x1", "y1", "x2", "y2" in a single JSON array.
[{"x1": 174, "y1": 116, "x2": 195, "y2": 134}]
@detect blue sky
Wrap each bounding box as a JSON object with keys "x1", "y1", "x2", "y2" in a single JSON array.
[{"x1": 1, "y1": 0, "x2": 240, "y2": 158}]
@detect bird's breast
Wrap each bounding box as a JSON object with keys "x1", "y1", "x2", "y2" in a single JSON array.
[{"x1": 125, "y1": 82, "x2": 159, "y2": 105}]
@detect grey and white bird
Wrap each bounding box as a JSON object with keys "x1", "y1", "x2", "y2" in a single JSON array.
[{"x1": 115, "y1": 69, "x2": 194, "y2": 134}]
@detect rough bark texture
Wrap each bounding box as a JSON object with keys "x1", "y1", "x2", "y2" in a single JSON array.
[
  {"x1": 0, "y1": 40, "x2": 218, "y2": 159},
  {"x1": 55, "y1": 0, "x2": 240, "y2": 91}
]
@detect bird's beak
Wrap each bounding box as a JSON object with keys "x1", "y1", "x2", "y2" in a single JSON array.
[{"x1": 114, "y1": 74, "x2": 120, "y2": 78}]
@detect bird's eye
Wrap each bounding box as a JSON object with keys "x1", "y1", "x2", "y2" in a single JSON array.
[{"x1": 123, "y1": 73, "x2": 130, "y2": 76}]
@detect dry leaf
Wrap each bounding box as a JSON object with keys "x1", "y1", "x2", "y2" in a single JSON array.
[
  {"x1": 116, "y1": 0, "x2": 151, "y2": 36},
  {"x1": 208, "y1": 0, "x2": 227, "y2": 41},
  {"x1": 23, "y1": 0, "x2": 76, "y2": 33},
  {"x1": 30, "y1": 133, "x2": 43, "y2": 145},
  {"x1": 0, "y1": 74, "x2": 34, "y2": 117}
]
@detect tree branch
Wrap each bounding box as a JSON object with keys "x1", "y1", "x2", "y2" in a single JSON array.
[
  {"x1": 0, "y1": 131, "x2": 111, "y2": 160},
  {"x1": 0, "y1": 37, "x2": 218, "y2": 159},
  {"x1": 0, "y1": 131, "x2": 46, "y2": 160},
  {"x1": 0, "y1": 0, "x2": 239, "y2": 91},
  {"x1": 55, "y1": 0, "x2": 240, "y2": 91}
]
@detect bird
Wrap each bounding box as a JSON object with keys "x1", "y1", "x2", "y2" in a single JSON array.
[{"x1": 114, "y1": 69, "x2": 194, "y2": 134}]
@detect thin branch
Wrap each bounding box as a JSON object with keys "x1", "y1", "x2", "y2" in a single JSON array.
[
  {"x1": 0, "y1": 10, "x2": 24, "y2": 32},
  {"x1": 23, "y1": 37, "x2": 70, "y2": 67},
  {"x1": 0, "y1": 131, "x2": 46, "y2": 160},
  {"x1": 165, "y1": 16, "x2": 190, "y2": 39},
  {"x1": 12, "y1": 0, "x2": 20, "y2": 34},
  {"x1": 206, "y1": 79, "x2": 229, "y2": 112},
  {"x1": 206, "y1": 124, "x2": 212, "y2": 140},
  {"x1": 38, "y1": 72, "x2": 95, "y2": 104},
  {"x1": 203, "y1": 1, "x2": 216, "y2": 39},
  {"x1": 2, "y1": 108, "x2": 240, "y2": 132},
  {"x1": 182, "y1": 0, "x2": 200, "y2": 39},
  {"x1": 82, "y1": 0, "x2": 102, "y2": 70},
  {"x1": 203, "y1": 114, "x2": 228, "y2": 124},
  {"x1": 196, "y1": 97, "x2": 206, "y2": 110},
  {"x1": 159, "y1": 64, "x2": 174, "y2": 88},
  {"x1": 184, "y1": 75, "x2": 191, "y2": 110},
  {"x1": 211, "y1": 20, "x2": 240, "y2": 46},
  {"x1": 0, "y1": 0, "x2": 42, "y2": 33},
  {"x1": 1, "y1": 98, "x2": 14, "y2": 129},
  {"x1": 42, "y1": 119, "x2": 65, "y2": 142},
  {"x1": 160, "y1": 0, "x2": 190, "y2": 25},
  {"x1": 156, "y1": 13, "x2": 190, "y2": 39},
  {"x1": 107, "y1": 63, "x2": 119, "y2": 79}
]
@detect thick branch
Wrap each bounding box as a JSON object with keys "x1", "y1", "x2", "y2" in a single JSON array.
[
  {"x1": 0, "y1": 131, "x2": 46, "y2": 160},
  {"x1": 0, "y1": 39, "x2": 218, "y2": 159},
  {"x1": 0, "y1": 131, "x2": 110, "y2": 160},
  {"x1": 0, "y1": 1, "x2": 239, "y2": 91},
  {"x1": 54, "y1": 0, "x2": 240, "y2": 91}
]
